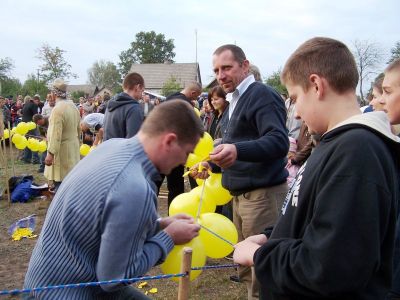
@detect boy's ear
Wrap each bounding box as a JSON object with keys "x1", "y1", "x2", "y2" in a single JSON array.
[{"x1": 309, "y1": 74, "x2": 325, "y2": 99}]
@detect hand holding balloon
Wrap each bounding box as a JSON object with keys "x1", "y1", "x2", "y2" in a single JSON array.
[
  {"x1": 233, "y1": 234, "x2": 267, "y2": 266},
  {"x1": 189, "y1": 162, "x2": 211, "y2": 179},
  {"x1": 164, "y1": 219, "x2": 200, "y2": 245},
  {"x1": 158, "y1": 214, "x2": 195, "y2": 229},
  {"x1": 209, "y1": 144, "x2": 237, "y2": 169}
]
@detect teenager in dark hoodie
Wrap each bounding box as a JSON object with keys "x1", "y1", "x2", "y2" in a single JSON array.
[
  {"x1": 103, "y1": 72, "x2": 145, "y2": 140},
  {"x1": 233, "y1": 37, "x2": 400, "y2": 300}
]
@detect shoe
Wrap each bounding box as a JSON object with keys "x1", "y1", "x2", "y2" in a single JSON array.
[
  {"x1": 229, "y1": 275, "x2": 242, "y2": 283},
  {"x1": 32, "y1": 161, "x2": 41, "y2": 165}
]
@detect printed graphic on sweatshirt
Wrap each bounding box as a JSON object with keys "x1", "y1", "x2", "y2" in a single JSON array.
[{"x1": 281, "y1": 161, "x2": 307, "y2": 215}]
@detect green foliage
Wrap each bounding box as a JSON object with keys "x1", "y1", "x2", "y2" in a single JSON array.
[
  {"x1": 0, "y1": 57, "x2": 14, "y2": 81},
  {"x1": 112, "y1": 84, "x2": 123, "y2": 95},
  {"x1": 0, "y1": 77, "x2": 22, "y2": 98},
  {"x1": 71, "y1": 91, "x2": 85, "y2": 102},
  {"x1": 88, "y1": 60, "x2": 121, "y2": 90},
  {"x1": 161, "y1": 76, "x2": 181, "y2": 97},
  {"x1": 119, "y1": 31, "x2": 175, "y2": 77},
  {"x1": 36, "y1": 43, "x2": 77, "y2": 83},
  {"x1": 388, "y1": 41, "x2": 400, "y2": 64},
  {"x1": 21, "y1": 74, "x2": 49, "y2": 100},
  {"x1": 265, "y1": 69, "x2": 287, "y2": 95}
]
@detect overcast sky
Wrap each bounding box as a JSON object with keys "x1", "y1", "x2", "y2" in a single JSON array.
[{"x1": 1, "y1": 0, "x2": 398, "y2": 88}]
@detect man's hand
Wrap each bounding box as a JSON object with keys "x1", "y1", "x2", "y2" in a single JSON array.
[
  {"x1": 164, "y1": 219, "x2": 200, "y2": 245},
  {"x1": 189, "y1": 162, "x2": 211, "y2": 179},
  {"x1": 44, "y1": 152, "x2": 54, "y2": 166},
  {"x1": 233, "y1": 234, "x2": 267, "y2": 266},
  {"x1": 159, "y1": 214, "x2": 194, "y2": 230},
  {"x1": 209, "y1": 144, "x2": 237, "y2": 169},
  {"x1": 233, "y1": 240, "x2": 261, "y2": 266}
]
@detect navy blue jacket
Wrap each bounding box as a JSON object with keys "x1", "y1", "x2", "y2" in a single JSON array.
[{"x1": 220, "y1": 82, "x2": 288, "y2": 194}]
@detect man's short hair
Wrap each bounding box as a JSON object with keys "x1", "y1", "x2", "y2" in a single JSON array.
[
  {"x1": 185, "y1": 81, "x2": 202, "y2": 93},
  {"x1": 385, "y1": 58, "x2": 400, "y2": 73},
  {"x1": 32, "y1": 114, "x2": 44, "y2": 124},
  {"x1": 281, "y1": 37, "x2": 359, "y2": 94},
  {"x1": 123, "y1": 72, "x2": 144, "y2": 90},
  {"x1": 213, "y1": 44, "x2": 247, "y2": 65},
  {"x1": 141, "y1": 99, "x2": 204, "y2": 145}
]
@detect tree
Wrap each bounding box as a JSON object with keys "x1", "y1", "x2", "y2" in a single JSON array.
[
  {"x1": 0, "y1": 77, "x2": 22, "y2": 98},
  {"x1": 21, "y1": 74, "x2": 49, "y2": 100},
  {"x1": 0, "y1": 57, "x2": 14, "y2": 81},
  {"x1": 352, "y1": 40, "x2": 383, "y2": 103},
  {"x1": 161, "y1": 76, "x2": 181, "y2": 97},
  {"x1": 265, "y1": 69, "x2": 287, "y2": 96},
  {"x1": 88, "y1": 60, "x2": 121, "y2": 90},
  {"x1": 388, "y1": 41, "x2": 400, "y2": 64},
  {"x1": 119, "y1": 31, "x2": 175, "y2": 77},
  {"x1": 71, "y1": 90, "x2": 85, "y2": 102},
  {"x1": 36, "y1": 43, "x2": 77, "y2": 83}
]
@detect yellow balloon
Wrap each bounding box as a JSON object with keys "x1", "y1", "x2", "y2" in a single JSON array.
[
  {"x1": 193, "y1": 107, "x2": 201, "y2": 118},
  {"x1": 80, "y1": 144, "x2": 90, "y2": 156},
  {"x1": 161, "y1": 237, "x2": 206, "y2": 281},
  {"x1": 16, "y1": 122, "x2": 29, "y2": 135},
  {"x1": 11, "y1": 127, "x2": 17, "y2": 134},
  {"x1": 185, "y1": 153, "x2": 202, "y2": 168},
  {"x1": 3, "y1": 129, "x2": 10, "y2": 139},
  {"x1": 27, "y1": 138, "x2": 40, "y2": 152},
  {"x1": 193, "y1": 132, "x2": 213, "y2": 159},
  {"x1": 38, "y1": 141, "x2": 47, "y2": 153},
  {"x1": 195, "y1": 178, "x2": 204, "y2": 186},
  {"x1": 27, "y1": 121, "x2": 36, "y2": 130},
  {"x1": 11, "y1": 133, "x2": 23, "y2": 145},
  {"x1": 203, "y1": 173, "x2": 232, "y2": 205},
  {"x1": 199, "y1": 213, "x2": 238, "y2": 258},
  {"x1": 15, "y1": 137, "x2": 28, "y2": 150},
  {"x1": 169, "y1": 189, "x2": 216, "y2": 218}
]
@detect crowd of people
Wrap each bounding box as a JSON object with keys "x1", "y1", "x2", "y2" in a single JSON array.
[{"x1": 0, "y1": 37, "x2": 399, "y2": 300}]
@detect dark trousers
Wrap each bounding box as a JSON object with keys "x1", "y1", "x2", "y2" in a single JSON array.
[{"x1": 167, "y1": 165, "x2": 185, "y2": 207}]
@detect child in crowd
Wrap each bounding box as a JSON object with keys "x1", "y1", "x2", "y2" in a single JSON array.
[{"x1": 233, "y1": 37, "x2": 400, "y2": 300}]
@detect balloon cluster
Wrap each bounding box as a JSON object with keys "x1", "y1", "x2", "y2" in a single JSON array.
[
  {"x1": 79, "y1": 144, "x2": 96, "y2": 156},
  {"x1": 2, "y1": 122, "x2": 47, "y2": 153},
  {"x1": 161, "y1": 133, "x2": 238, "y2": 281}
]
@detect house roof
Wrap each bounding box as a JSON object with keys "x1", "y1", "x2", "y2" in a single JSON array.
[
  {"x1": 66, "y1": 85, "x2": 98, "y2": 96},
  {"x1": 129, "y1": 63, "x2": 201, "y2": 90}
]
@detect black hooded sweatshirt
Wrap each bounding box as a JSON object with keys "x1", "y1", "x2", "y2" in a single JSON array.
[
  {"x1": 103, "y1": 92, "x2": 143, "y2": 141},
  {"x1": 254, "y1": 112, "x2": 400, "y2": 300}
]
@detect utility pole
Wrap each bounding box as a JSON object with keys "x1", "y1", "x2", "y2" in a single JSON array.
[
  {"x1": 195, "y1": 29, "x2": 198, "y2": 64},
  {"x1": 36, "y1": 69, "x2": 40, "y2": 93}
]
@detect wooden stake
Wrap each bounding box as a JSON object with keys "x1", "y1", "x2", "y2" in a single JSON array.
[
  {"x1": 177, "y1": 247, "x2": 192, "y2": 300},
  {"x1": 0, "y1": 137, "x2": 11, "y2": 204},
  {"x1": 7, "y1": 121, "x2": 15, "y2": 177}
]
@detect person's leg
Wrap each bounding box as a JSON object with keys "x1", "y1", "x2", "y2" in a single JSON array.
[
  {"x1": 38, "y1": 151, "x2": 46, "y2": 172},
  {"x1": 237, "y1": 183, "x2": 288, "y2": 300},
  {"x1": 23, "y1": 148, "x2": 32, "y2": 163},
  {"x1": 166, "y1": 165, "x2": 185, "y2": 208}
]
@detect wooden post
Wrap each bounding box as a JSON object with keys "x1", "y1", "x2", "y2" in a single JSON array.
[
  {"x1": 0, "y1": 137, "x2": 11, "y2": 204},
  {"x1": 177, "y1": 247, "x2": 192, "y2": 300},
  {"x1": 7, "y1": 122, "x2": 15, "y2": 177}
]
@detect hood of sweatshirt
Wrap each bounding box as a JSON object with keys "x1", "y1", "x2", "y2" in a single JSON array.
[
  {"x1": 326, "y1": 111, "x2": 400, "y2": 159},
  {"x1": 106, "y1": 92, "x2": 139, "y2": 112}
]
